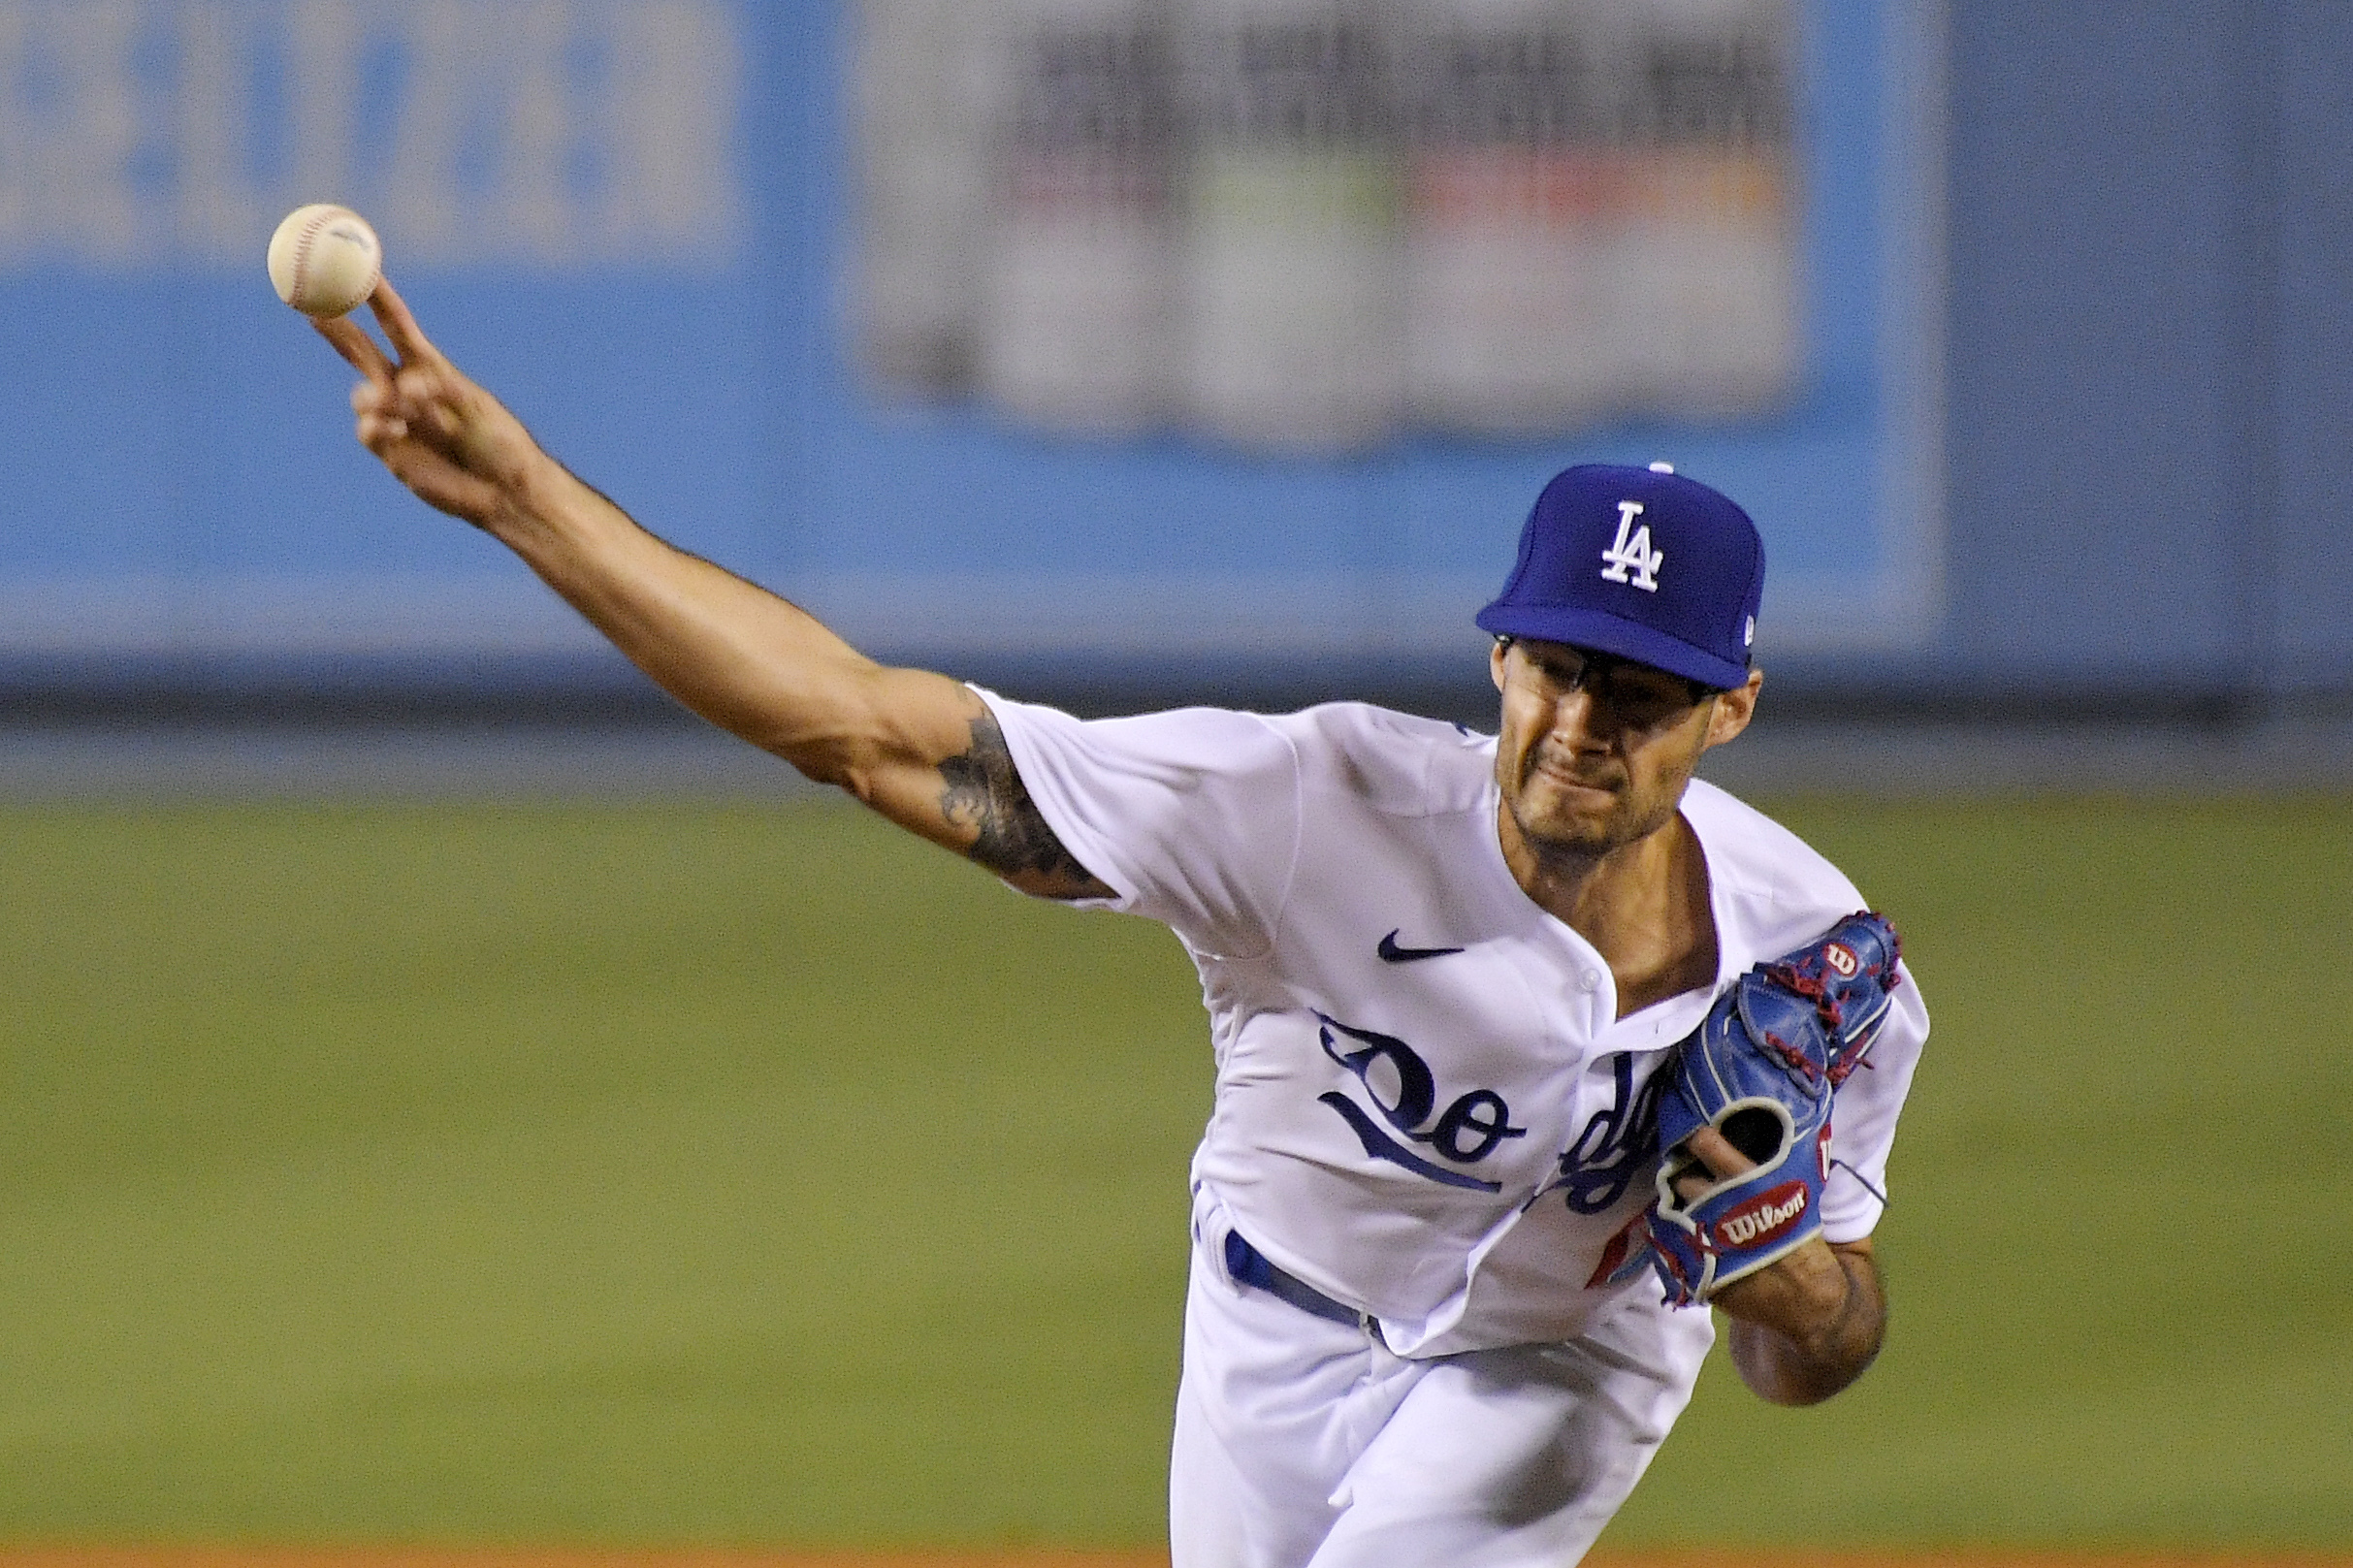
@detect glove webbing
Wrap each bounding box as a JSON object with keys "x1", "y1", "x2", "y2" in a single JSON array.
[
  {"x1": 1762, "y1": 938, "x2": 1902, "y2": 1087},
  {"x1": 1757, "y1": 1029, "x2": 1821, "y2": 1084}
]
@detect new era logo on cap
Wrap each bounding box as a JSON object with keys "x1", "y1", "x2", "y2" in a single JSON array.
[{"x1": 1475, "y1": 464, "x2": 1766, "y2": 691}]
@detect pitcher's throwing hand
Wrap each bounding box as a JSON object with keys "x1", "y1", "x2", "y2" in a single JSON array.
[{"x1": 315, "y1": 282, "x2": 548, "y2": 532}]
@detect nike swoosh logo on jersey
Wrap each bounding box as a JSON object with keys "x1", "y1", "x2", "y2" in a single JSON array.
[{"x1": 1377, "y1": 930, "x2": 1465, "y2": 963}]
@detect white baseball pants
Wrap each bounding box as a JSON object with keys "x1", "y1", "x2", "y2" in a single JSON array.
[{"x1": 1169, "y1": 1210, "x2": 1714, "y2": 1567}]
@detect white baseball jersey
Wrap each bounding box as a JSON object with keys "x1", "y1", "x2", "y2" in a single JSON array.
[{"x1": 979, "y1": 691, "x2": 1928, "y2": 1360}]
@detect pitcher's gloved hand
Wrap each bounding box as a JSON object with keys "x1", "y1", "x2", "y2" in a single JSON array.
[{"x1": 1643, "y1": 911, "x2": 1902, "y2": 1307}]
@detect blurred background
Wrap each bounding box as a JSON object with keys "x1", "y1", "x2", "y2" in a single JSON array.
[
  {"x1": 0, "y1": 0, "x2": 2344, "y2": 739},
  {"x1": 0, "y1": 0, "x2": 2348, "y2": 1555}
]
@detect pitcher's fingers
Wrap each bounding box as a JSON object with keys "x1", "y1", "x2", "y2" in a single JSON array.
[
  {"x1": 387, "y1": 362, "x2": 470, "y2": 431},
  {"x1": 1682, "y1": 1125, "x2": 1755, "y2": 1180},
  {"x1": 355, "y1": 409, "x2": 410, "y2": 449},
  {"x1": 413, "y1": 395, "x2": 468, "y2": 446},
  {"x1": 367, "y1": 277, "x2": 440, "y2": 366},
  {"x1": 314, "y1": 314, "x2": 394, "y2": 382}
]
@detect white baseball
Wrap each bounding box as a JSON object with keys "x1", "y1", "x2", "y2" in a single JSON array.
[{"x1": 267, "y1": 204, "x2": 382, "y2": 318}]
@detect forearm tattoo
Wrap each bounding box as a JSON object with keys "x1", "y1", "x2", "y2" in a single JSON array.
[{"x1": 938, "y1": 712, "x2": 1114, "y2": 899}]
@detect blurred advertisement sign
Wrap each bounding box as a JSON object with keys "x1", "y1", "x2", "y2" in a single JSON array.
[
  {"x1": 822, "y1": 0, "x2": 1937, "y2": 664},
  {"x1": 852, "y1": 0, "x2": 1802, "y2": 453},
  {"x1": 0, "y1": 0, "x2": 742, "y2": 269},
  {"x1": 0, "y1": 0, "x2": 1939, "y2": 675}
]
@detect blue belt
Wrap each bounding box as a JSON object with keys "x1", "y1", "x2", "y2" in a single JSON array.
[{"x1": 1223, "y1": 1230, "x2": 1369, "y2": 1329}]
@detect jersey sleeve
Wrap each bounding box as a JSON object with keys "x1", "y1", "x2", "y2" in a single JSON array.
[
  {"x1": 973, "y1": 688, "x2": 1303, "y2": 955},
  {"x1": 1820, "y1": 958, "x2": 1929, "y2": 1243}
]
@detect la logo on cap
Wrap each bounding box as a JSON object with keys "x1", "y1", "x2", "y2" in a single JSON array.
[
  {"x1": 1474, "y1": 463, "x2": 1764, "y2": 693},
  {"x1": 1599, "y1": 500, "x2": 1664, "y2": 592}
]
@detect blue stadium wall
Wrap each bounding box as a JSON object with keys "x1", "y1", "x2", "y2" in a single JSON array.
[{"x1": 1939, "y1": 0, "x2": 2351, "y2": 712}]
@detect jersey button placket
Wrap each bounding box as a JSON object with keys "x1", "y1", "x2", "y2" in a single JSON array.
[{"x1": 1575, "y1": 966, "x2": 1612, "y2": 1033}]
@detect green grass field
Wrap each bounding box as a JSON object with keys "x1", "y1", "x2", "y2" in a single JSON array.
[{"x1": 2, "y1": 795, "x2": 2348, "y2": 1549}]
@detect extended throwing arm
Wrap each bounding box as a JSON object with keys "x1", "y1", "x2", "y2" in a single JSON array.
[{"x1": 313, "y1": 283, "x2": 1110, "y2": 901}]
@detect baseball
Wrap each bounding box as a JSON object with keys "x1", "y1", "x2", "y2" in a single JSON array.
[{"x1": 267, "y1": 204, "x2": 382, "y2": 318}]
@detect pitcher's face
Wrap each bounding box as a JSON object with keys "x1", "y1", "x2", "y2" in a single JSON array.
[{"x1": 1490, "y1": 638, "x2": 1757, "y2": 859}]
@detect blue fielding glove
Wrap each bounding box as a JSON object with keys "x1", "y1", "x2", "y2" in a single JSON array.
[{"x1": 1644, "y1": 911, "x2": 1903, "y2": 1307}]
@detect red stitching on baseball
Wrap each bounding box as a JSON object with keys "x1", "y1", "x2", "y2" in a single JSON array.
[{"x1": 291, "y1": 208, "x2": 332, "y2": 303}]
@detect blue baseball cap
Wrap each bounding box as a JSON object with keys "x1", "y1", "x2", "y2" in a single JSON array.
[{"x1": 1476, "y1": 463, "x2": 1765, "y2": 690}]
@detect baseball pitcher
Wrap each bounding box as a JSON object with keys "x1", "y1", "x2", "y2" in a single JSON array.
[{"x1": 312, "y1": 280, "x2": 1927, "y2": 1567}]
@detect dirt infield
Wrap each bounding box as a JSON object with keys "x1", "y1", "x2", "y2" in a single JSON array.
[{"x1": 0, "y1": 1551, "x2": 2346, "y2": 1568}]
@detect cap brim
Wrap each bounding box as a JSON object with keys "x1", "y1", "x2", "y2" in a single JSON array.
[{"x1": 1474, "y1": 603, "x2": 1750, "y2": 690}]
